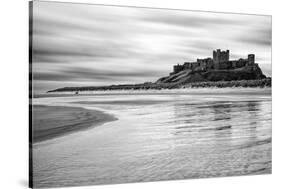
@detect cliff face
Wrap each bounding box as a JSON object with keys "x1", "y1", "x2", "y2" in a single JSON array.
[{"x1": 156, "y1": 64, "x2": 266, "y2": 85}]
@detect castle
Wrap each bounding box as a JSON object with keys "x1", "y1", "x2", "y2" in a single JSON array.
[{"x1": 172, "y1": 49, "x2": 255, "y2": 74}]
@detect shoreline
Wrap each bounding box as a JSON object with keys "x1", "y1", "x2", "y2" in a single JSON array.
[
  {"x1": 31, "y1": 105, "x2": 117, "y2": 143},
  {"x1": 47, "y1": 78, "x2": 271, "y2": 93},
  {"x1": 34, "y1": 87, "x2": 271, "y2": 98}
]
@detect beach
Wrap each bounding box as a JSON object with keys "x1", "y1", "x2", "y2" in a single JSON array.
[
  {"x1": 31, "y1": 88, "x2": 272, "y2": 188},
  {"x1": 32, "y1": 105, "x2": 116, "y2": 143}
]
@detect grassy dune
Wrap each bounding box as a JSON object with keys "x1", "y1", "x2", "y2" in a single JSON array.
[{"x1": 182, "y1": 78, "x2": 271, "y2": 88}]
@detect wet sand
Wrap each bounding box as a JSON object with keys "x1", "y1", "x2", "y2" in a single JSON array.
[{"x1": 32, "y1": 105, "x2": 117, "y2": 143}]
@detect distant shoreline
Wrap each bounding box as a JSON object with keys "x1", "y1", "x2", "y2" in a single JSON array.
[
  {"x1": 32, "y1": 105, "x2": 117, "y2": 143},
  {"x1": 47, "y1": 78, "x2": 271, "y2": 93},
  {"x1": 33, "y1": 87, "x2": 272, "y2": 99}
]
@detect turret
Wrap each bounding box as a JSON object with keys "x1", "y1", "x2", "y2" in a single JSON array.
[
  {"x1": 226, "y1": 50, "x2": 230, "y2": 61},
  {"x1": 248, "y1": 54, "x2": 255, "y2": 65}
]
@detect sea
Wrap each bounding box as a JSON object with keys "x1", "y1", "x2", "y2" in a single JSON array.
[{"x1": 31, "y1": 88, "x2": 272, "y2": 188}]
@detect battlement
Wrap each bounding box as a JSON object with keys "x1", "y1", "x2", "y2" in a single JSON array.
[
  {"x1": 213, "y1": 49, "x2": 229, "y2": 63},
  {"x1": 172, "y1": 49, "x2": 255, "y2": 74}
]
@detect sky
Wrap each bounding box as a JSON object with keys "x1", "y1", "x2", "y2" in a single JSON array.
[{"x1": 31, "y1": 1, "x2": 272, "y2": 93}]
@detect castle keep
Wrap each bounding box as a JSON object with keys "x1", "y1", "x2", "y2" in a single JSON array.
[{"x1": 173, "y1": 49, "x2": 255, "y2": 74}]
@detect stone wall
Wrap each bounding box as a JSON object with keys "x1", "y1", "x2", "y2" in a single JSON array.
[{"x1": 172, "y1": 49, "x2": 254, "y2": 74}]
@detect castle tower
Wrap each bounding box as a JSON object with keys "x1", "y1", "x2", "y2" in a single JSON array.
[
  {"x1": 213, "y1": 49, "x2": 221, "y2": 64},
  {"x1": 226, "y1": 50, "x2": 230, "y2": 61},
  {"x1": 221, "y1": 50, "x2": 229, "y2": 62},
  {"x1": 248, "y1": 54, "x2": 255, "y2": 65},
  {"x1": 213, "y1": 49, "x2": 229, "y2": 69}
]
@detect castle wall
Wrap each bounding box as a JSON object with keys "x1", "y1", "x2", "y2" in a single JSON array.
[
  {"x1": 173, "y1": 64, "x2": 184, "y2": 73},
  {"x1": 197, "y1": 58, "x2": 213, "y2": 70},
  {"x1": 214, "y1": 62, "x2": 220, "y2": 69},
  {"x1": 173, "y1": 49, "x2": 254, "y2": 74},
  {"x1": 191, "y1": 62, "x2": 200, "y2": 69},
  {"x1": 217, "y1": 61, "x2": 232, "y2": 70},
  {"x1": 236, "y1": 59, "x2": 248, "y2": 68},
  {"x1": 183, "y1": 62, "x2": 193, "y2": 69}
]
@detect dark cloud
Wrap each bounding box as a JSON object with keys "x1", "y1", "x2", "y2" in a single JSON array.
[
  {"x1": 33, "y1": 32, "x2": 139, "y2": 63},
  {"x1": 34, "y1": 16, "x2": 92, "y2": 35},
  {"x1": 33, "y1": 14, "x2": 122, "y2": 38},
  {"x1": 237, "y1": 27, "x2": 272, "y2": 46},
  {"x1": 33, "y1": 72, "x2": 72, "y2": 81},
  {"x1": 33, "y1": 67, "x2": 163, "y2": 83},
  {"x1": 32, "y1": 5, "x2": 142, "y2": 64},
  {"x1": 142, "y1": 11, "x2": 245, "y2": 29},
  {"x1": 65, "y1": 67, "x2": 163, "y2": 80}
]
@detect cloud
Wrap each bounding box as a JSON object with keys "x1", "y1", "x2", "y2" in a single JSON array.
[
  {"x1": 141, "y1": 11, "x2": 246, "y2": 29},
  {"x1": 31, "y1": 1, "x2": 272, "y2": 93},
  {"x1": 33, "y1": 66, "x2": 164, "y2": 84},
  {"x1": 236, "y1": 27, "x2": 272, "y2": 46}
]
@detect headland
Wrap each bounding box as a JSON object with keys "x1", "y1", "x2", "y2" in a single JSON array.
[{"x1": 48, "y1": 49, "x2": 271, "y2": 93}]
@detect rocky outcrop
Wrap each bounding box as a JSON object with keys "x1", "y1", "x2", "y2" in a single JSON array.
[{"x1": 156, "y1": 64, "x2": 266, "y2": 85}]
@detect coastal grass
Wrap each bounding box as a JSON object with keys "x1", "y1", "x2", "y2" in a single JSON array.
[{"x1": 182, "y1": 78, "x2": 271, "y2": 88}]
